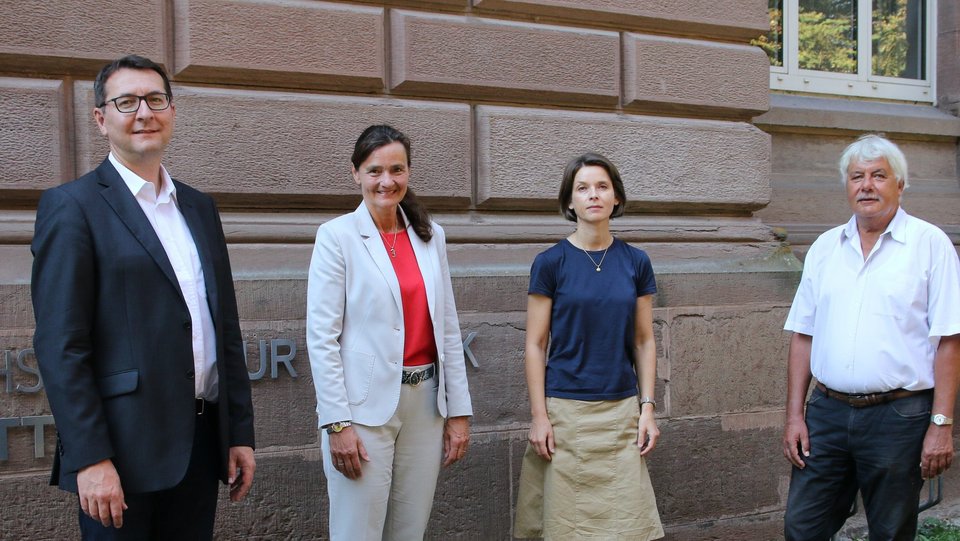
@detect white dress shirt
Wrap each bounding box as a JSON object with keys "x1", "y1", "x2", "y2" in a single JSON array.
[
  {"x1": 110, "y1": 153, "x2": 219, "y2": 400},
  {"x1": 785, "y1": 208, "x2": 960, "y2": 393}
]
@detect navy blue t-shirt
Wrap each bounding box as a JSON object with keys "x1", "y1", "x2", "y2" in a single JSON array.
[{"x1": 528, "y1": 238, "x2": 657, "y2": 401}]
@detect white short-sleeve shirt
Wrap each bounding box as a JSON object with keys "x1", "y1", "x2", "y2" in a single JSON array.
[{"x1": 784, "y1": 208, "x2": 960, "y2": 393}]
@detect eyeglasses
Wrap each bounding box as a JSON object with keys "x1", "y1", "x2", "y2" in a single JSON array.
[{"x1": 98, "y1": 93, "x2": 171, "y2": 113}]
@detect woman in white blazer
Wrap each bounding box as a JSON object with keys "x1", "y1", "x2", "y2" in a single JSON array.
[{"x1": 307, "y1": 125, "x2": 473, "y2": 541}]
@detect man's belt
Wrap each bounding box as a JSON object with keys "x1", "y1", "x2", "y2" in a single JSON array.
[{"x1": 815, "y1": 382, "x2": 928, "y2": 408}]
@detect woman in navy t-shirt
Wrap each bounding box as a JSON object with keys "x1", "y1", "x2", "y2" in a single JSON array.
[{"x1": 514, "y1": 153, "x2": 664, "y2": 540}]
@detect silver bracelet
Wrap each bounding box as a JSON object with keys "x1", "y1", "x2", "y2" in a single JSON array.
[{"x1": 639, "y1": 397, "x2": 657, "y2": 410}]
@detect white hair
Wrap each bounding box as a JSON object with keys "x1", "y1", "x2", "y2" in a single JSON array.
[{"x1": 838, "y1": 134, "x2": 908, "y2": 188}]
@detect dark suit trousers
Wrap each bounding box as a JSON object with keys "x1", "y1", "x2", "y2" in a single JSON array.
[{"x1": 79, "y1": 402, "x2": 220, "y2": 541}]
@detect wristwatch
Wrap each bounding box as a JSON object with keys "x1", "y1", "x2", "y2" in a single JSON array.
[
  {"x1": 325, "y1": 420, "x2": 352, "y2": 434},
  {"x1": 930, "y1": 414, "x2": 953, "y2": 426}
]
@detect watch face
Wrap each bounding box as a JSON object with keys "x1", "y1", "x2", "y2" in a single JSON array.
[{"x1": 933, "y1": 414, "x2": 948, "y2": 425}]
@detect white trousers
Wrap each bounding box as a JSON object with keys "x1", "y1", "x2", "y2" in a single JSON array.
[{"x1": 323, "y1": 376, "x2": 444, "y2": 541}]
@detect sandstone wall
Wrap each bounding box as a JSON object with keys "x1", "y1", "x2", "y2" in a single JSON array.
[{"x1": 1, "y1": 1, "x2": 958, "y2": 539}]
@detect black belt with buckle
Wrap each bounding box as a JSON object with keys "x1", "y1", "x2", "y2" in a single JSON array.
[
  {"x1": 195, "y1": 398, "x2": 216, "y2": 415},
  {"x1": 815, "y1": 382, "x2": 929, "y2": 408},
  {"x1": 401, "y1": 365, "x2": 435, "y2": 386}
]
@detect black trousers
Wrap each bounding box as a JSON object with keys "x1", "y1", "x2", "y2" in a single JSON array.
[{"x1": 79, "y1": 402, "x2": 220, "y2": 541}]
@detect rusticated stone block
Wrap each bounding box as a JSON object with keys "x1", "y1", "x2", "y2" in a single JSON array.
[
  {"x1": 0, "y1": 337, "x2": 57, "y2": 475},
  {"x1": 430, "y1": 430, "x2": 525, "y2": 539},
  {"x1": 758, "y1": 132, "x2": 960, "y2": 231},
  {"x1": 240, "y1": 320, "x2": 315, "y2": 448},
  {"x1": 665, "y1": 305, "x2": 791, "y2": 417},
  {"x1": 457, "y1": 314, "x2": 527, "y2": 426},
  {"x1": 472, "y1": 0, "x2": 768, "y2": 42},
  {"x1": 0, "y1": 78, "x2": 67, "y2": 190},
  {"x1": 0, "y1": 0, "x2": 165, "y2": 74},
  {"x1": 0, "y1": 472, "x2": 74, "y2": 540},
  {"x1": 391, "y1": 10, "x2": 619, "y2": 106},
  {"x1": 476, "y1": 106, "x2": 771, "y2": 211},
  {"x1": 211, "y1": 430, "x2": 523, "y2": 539},
  {"x1": 0, "y1": 282, "x2": 33, "y2": 331},
  {"x1": 213, "y1": 449, "x2": 326, "y2": 538},
  {"x1": 664, "y1": 512, "x2": 786, "y2": 540},
  {"x1": 234, "y1": 277, "x2": 308, "y2": 323},
  {"x1": 73, "y1": 83, "x2": 471, "y2": 206},
  {"x1": 623, "y1": 34, "x2": 769, "y2": 117},
  {"x1": 649, "y1": 416, "x2": 787, "y2": 523},
  {"x1": 173, "y1": 0, "x2": 384, "y2": 91}
]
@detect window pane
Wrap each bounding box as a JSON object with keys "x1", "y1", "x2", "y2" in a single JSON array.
[
  {"x1": 798, "y1": 0, "x2": 858, "y2": 73},
  {"x1": 753, "y1": 0, "x2": 783, "y2": 66},
  {"x1": 873, "y1": 0, "x2": 925, "y2": 79}
]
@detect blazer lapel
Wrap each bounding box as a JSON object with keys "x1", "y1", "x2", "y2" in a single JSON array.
[
  {"x1": 407, "y1": 221, "x2": 437, "y2": 319},
  {"x1": 354, "y1": 204, "x2": 403, "y2": 314},
  {"x1": 96, "y1": 159, "x2": 183, "y2": 298},
  {"x1": 176, "y1": 185, "x2": 220, "y2": 317}
]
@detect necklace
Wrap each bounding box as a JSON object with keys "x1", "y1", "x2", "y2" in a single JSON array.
[
  {"x1": 579, "y1": 243, "x2": 610, "y2": 272},
  {"x1": 380, "y1": 228, "x2": 399, "y2": 258}
]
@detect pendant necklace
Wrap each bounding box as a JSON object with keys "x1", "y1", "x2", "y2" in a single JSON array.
[
  {"x1": 380, "y1": 228, "x2": 399, "y2": 258},
  {"x1": 579, "y1": 242, "x2": 610, "y2": 272}
]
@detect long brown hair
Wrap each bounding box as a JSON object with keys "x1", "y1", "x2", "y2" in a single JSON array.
[{"x1": 351, "y1": 125, "x2": 433, "y2": 242}]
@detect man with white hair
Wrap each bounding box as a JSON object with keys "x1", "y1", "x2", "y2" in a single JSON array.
[{"x1": 781, "y1": 134, "x2": 960, "y2": 540}]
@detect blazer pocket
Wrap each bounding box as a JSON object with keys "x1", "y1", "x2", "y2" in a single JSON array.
[
  {"x1": 97, "y1": 369, "x2": 139, "y2": 399},
  {"x1": 341, "y1": 349, "x2": 375, "y2": 406}
]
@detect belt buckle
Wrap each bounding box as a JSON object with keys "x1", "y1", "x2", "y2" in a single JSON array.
[{"x1": 408, "y1": 370, "x2": 425, "y2": 387}]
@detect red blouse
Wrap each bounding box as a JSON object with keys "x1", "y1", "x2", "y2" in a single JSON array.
[{"x1": 382, "y1": 229, "x2": 437, "y2": 366}]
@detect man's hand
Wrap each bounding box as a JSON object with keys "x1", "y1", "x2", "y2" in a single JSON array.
[
  {"x1": 921, "y1": 424, "x2": 954, "y2": 479},
  {"x1": 442, "y1": 416, "x2": 470, "y2": 467},
  {"x1": 227, "y1": 446, "x2": 256, "y2": 502},
  {"x1": 329, "y1": 427, "x2": 369, "y2": 480},
  {"x1": 782, "y1": 416, "x2": 810, "y2": 469},
  {"x1": 77, "y1": 459, "x2": 127, "y2": 528}
]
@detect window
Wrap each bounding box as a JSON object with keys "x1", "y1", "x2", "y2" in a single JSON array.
[{"x1": 755, "y1": 0, "x2": 935, "y2": 102}]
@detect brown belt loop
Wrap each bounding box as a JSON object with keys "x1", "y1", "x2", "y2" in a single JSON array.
[{"x1": 815, "y1": 382, "x2": 927, "y2": 408}]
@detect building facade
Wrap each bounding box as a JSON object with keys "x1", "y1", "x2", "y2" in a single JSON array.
[{"x1": 0, "y1": 0, "x2": 957, "y2": 538}]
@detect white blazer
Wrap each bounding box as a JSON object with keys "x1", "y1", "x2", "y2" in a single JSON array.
[{"x1": 307, "y1": 203, "x2": 473, "y2": 428}]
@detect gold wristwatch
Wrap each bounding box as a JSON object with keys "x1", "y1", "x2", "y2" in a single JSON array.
[{"x1": 325, "y1": 420, "x2": 352, "y2": 434}]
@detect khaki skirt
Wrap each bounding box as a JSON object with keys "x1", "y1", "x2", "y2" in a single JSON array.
[{"x1": 514, "y1": 396, "x2": 664, "y2": 541}]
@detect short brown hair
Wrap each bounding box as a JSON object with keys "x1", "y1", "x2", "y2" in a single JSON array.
[{"x1": 558, "y1": 153, "x2": 627, "y2": 222}]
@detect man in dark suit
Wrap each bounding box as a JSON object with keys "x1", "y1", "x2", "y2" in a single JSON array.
[{"x1": 31, "y1": 54, "x2": 255, "y2": 540}]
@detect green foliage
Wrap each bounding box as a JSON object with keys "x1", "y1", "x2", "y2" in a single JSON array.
[
  {"x1": 752, "y1": 8, "x2": 783, "y2": 66},
  {"x1": 872, "y1": 2, "x2": 910, "y2": 78},
  {"x1": 916, "y1": 518, "x2": 960, "y2": 541},
  {"x1": 756, "y1": 0, "x2": 920, "y2": 79},
  {"x1": 798, "y1": 9, "x2": 856, "y2": 73}
]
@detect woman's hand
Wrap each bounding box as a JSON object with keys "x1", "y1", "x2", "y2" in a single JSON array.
[
  {"x1": 329, "y1": 427, "x2": 369, "y2": 480},
  {"x1": 528, "y1": 414, "x2": 555, "y2": 460},
  {"x1": 443, "y1": 416, "x2": 471, "y2": 467},
  {"x1": 637, "y1": 408, "x2": 659, "y2": 456}
]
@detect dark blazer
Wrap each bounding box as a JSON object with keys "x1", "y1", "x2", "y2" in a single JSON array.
[{"x1": 31, "y1": 158, "x2": 255, "y2": 494}]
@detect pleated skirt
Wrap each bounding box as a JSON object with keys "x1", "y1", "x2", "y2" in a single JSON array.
[{"x1": 514, "y1": 396, "x2": 664, "y2": 541}]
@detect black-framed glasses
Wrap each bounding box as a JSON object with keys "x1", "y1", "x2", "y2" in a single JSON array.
[{"x1": 98, "y1": 93, "x2": 171, "y2": 113}]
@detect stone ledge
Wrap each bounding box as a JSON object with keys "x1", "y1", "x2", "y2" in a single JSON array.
[
  {"x1": 390, "y1": 10, "x2": 619, "y2": 106},
  {"x1": 754, "y1": 94, "x2": 960, "y2": 139},
  {"x1": 472, "y1": 0, "x2": 767, "y2": 42},
  {"x1": 173, "y1": 0, "x2": 384, "y2": 92},
  {"x1": 0, "y1": 211, "x2": 779, "y2": 245}
]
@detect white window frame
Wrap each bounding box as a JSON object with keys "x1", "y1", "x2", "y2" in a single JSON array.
[{"x1": 770, "y1": 0, "x2": 936, "y2": 103}]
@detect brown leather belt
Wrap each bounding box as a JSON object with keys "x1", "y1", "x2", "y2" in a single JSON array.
[{"x1": 815, "y1": 382, "x2": 928, "y2": 408}]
